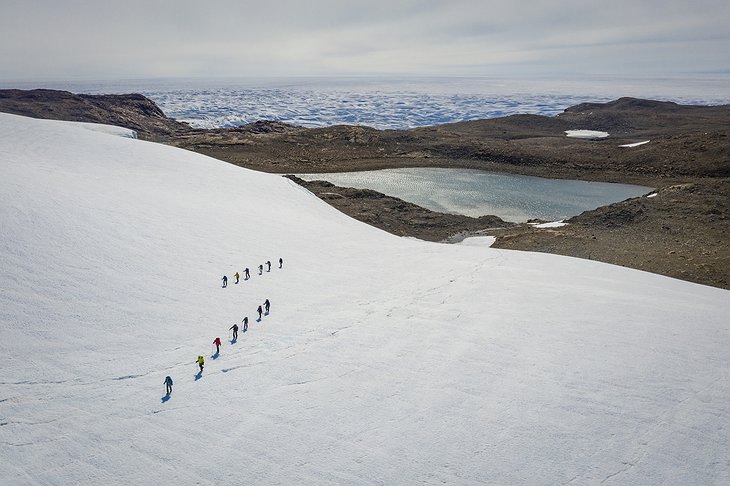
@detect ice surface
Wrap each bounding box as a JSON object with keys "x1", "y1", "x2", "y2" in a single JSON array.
[
  {"x1": 298, "y1": 168, "x2": 651, "y2": 222},
  {"x1": 1, "y1": 112, "x2": 729, "y2": 485},
  {"x1": 9, "y1": 76, "x2": 729, "y2": 130}
]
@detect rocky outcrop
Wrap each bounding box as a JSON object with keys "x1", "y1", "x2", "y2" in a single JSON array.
[{"x1": 0, "y1": 89, "x2": 192, "y2": 139}]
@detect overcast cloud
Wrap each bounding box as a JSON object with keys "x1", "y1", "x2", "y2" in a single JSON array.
[{"x1": 1, "y1": 0, "x2": 728, "y2": 80}]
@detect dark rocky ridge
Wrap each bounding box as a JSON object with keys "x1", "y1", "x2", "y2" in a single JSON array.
[
  {"x1": 0, "y1": 89, "x2": 191, "y2": 139},
  {"x1": 171, "y1": 98, "x2": 730, "y2": 182},
  {"x1": 1, "y1": 89, "x2": 728, "y2": 289}
]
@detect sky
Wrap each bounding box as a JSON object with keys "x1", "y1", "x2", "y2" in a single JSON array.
[{"x1": 1, "y1": 0, "x2": 729, "y2": 81}]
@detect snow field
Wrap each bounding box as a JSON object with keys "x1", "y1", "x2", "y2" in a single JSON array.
[{"x1": 1, "y1": 113, "x2": 729, "y2": 485}]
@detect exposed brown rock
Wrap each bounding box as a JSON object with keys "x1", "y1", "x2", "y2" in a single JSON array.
[{"x1": 1, "y1": 89, "x2": 728, "y2": 288}]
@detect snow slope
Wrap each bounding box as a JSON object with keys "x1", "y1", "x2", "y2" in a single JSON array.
[{"x1": 1, "y1": 112, "x2": 728, "y2": 485}]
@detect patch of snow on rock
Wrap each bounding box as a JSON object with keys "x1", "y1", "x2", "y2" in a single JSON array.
[
  {"x1": 530, "y1": 220, "x2": 568, "y2": 228},
  {"x1": 565, "y1": 129, "x2": 609, "y2": 139},
  {"x1": 620, "y1": 140, "x2": 651, "y2": 148}
]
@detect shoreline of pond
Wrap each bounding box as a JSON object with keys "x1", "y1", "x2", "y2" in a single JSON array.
[{"x1": 295, "y1": 167, "x2": 654, "y2": 223}]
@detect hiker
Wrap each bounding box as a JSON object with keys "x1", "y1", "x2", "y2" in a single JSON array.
[
  {"x1": 234, "y1": 272, "x2": 240, "y2": 284},
  {"x1": 278, "y1": 257, "x2": 283, "y2": 269},
  {"x1": 164, "y1": 375, "x2": 173, "y2": 395},
  {"x1": 257, "y1": 305, "x2": 263, "y2": 321},
  {"x1": 264, "y1": 298, "x2": 270, "y2": 315},
  {"x1": 213, "y1": 337, "x2": 222, "y2": 354},
  {"x1": 197, "y1": 355, "x2": 205, "y2": 372},
  {"x1": 258, "y1": 264, "x2": 263, "y2": 275},
  {"x1": 266, "y1": 260, "x2": 271, "y2": 272},
  {"x1": 242, "y1": 316, "x2": 248, "y2": 332},
  {"x1": 229, "y1": 323, "x2": 238, "y2": 340},
  {"x1": 222, "y1": 275, "x2": 228, "y2": 288},
  {"x1": 244, "y1": 268, "x2": 250, "y2": 280}
]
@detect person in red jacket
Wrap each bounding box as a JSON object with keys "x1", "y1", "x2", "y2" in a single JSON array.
[{"x1": 213, "y1": 337, "x2": 222, "y2": 354}]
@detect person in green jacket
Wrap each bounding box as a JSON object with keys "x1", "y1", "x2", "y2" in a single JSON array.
[{"x1": 197, "y1": 355, "x2": 204, "y2": 373}]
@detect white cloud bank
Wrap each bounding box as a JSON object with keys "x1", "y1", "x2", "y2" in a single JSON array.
[{"x1": 1, "y1": 0, "x2": 729, "y2": 79}]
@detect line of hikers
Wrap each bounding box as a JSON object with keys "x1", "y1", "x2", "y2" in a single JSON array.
[
  {"x1": 226, "y1": 299, "x2": 269, "y2": 341},
  {"x1": 164, "y1": 298, "x2": 272, "y2": 396},
  {"x1": 222, "y1": 258, "x2": 283, "y2": 287}
]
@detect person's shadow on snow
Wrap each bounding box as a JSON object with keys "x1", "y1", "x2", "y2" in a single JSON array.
[
  {"x1": 161, "y1": 393, "x2": 171, "y2": 403},
  {"x1": 195, "y1": 371, "x2": 203, "y2": 381},
  {"x1": 230, "y1": 338, "x2": 237, "y2": 345},
  {"x1": 211, "y1": 351, "x2": 220, "y2": 359}
]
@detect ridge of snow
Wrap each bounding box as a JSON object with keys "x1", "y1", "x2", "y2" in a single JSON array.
[
  {"x1": 457, "y1": 236, "x2": 496, "y2": 247},
  {"x1": 620, "y1": 140, "x2": 651, "y2": 148},
  {"x1": 40, "y1": 115, "x2": 138, "y2": 138},
  {"x1": 529, "y1": 220, "x2": 568, "y2": 228},
  {"x1": 1, "y1": 113, "x2": 728, "y2": 485}
]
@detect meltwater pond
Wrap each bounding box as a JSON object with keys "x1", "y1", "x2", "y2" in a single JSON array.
[{"x1": 297, "y1": 168, "x2": 653, "y2": 223}]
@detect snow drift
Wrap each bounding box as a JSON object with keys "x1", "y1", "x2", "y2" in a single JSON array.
[{"x1": 1, "y1": 112, "x2": 728, "y2": 485}]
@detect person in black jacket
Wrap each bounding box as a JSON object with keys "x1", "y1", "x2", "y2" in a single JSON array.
[{"x1": 164, "y1": 376, "x2": 173, "y2": 395}]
